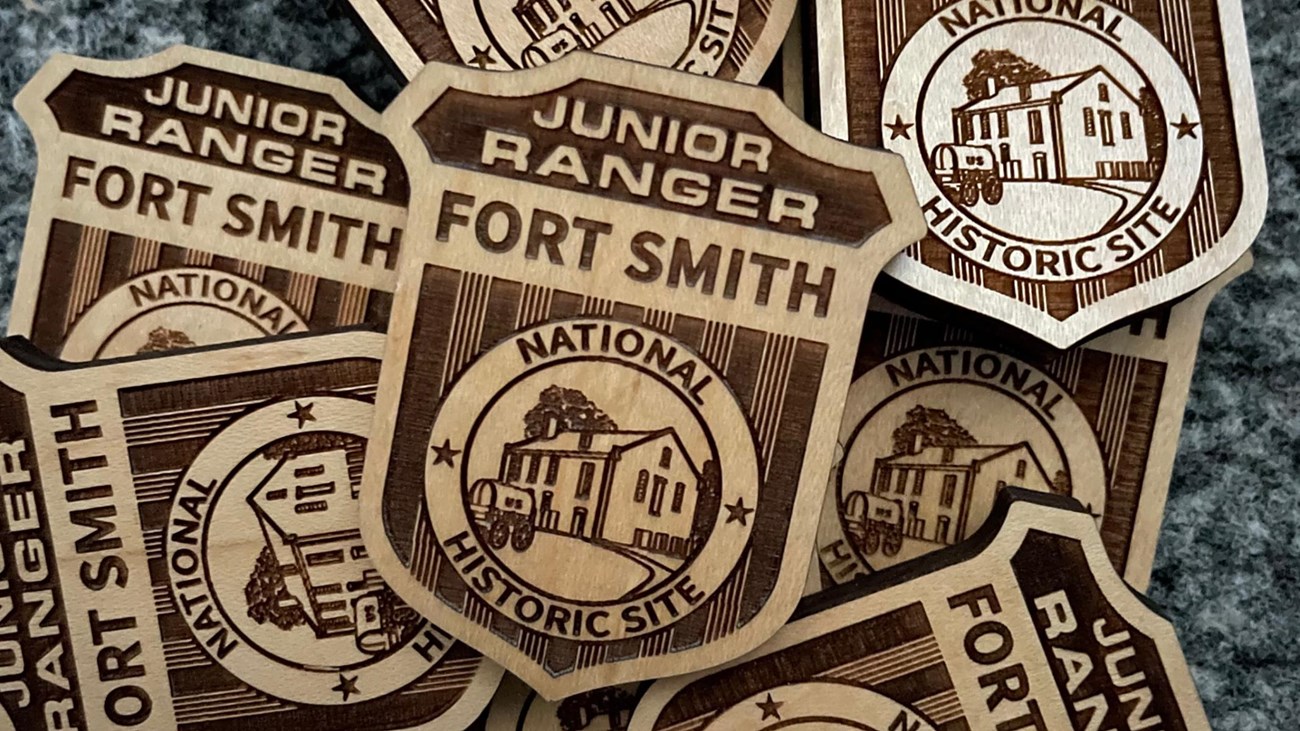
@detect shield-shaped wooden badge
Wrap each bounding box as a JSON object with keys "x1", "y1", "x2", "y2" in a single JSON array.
[
  {"x1": 816, "y1": 252, "x2": 1250, "y2": 593},
  {"x1": 359, "y1": 52, "x2": 925, "y2": 697},
  {"x1": 814, "y1": 0, "x2": 1267, "y2": 347},
  {"x1": 11, "y1": 47, "x2": 407, "y2": 361},
  {"x1": 631, "y1": 489, "x2": 1211, "y2": 731},
  {"x1": 485, "y1": 675, "x2": 647, "y2": 730},
  {"x1": 343, "y1": 0, "x2": 796, "y2": 82},
  {"x1": 0, "y1": 330, "x2": 502, "y2": 730}
]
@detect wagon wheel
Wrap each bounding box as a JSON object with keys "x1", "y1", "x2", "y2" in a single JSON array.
[
  {"x1": 511, "y1": 520, "x2": 535, "y2": 551},
  {"x1": 981, "y1": 176, "x2": 1004, "y2": 205},
  {"x1": 863, "y1": 524, "x2": 882, "y2": 556},
  {"x1": 882, "y1": 527, "x2": 903, "y2": 557},
  {"x1": 487, "y1": 518, "x2": 510, "y2": 550},
  {"x1": 960, "y1": 179, "x2": 981, "y2": 207}
]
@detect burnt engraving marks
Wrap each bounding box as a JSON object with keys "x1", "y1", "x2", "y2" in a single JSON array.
[
  {"x1": 11, "y1": 47, "x2": 408, "y2": 360},
  {"x1": 631, "y1": 490, "x2": 1212, "y2": 731},
  {"x1": 359, "y1": 53, "x2": 926, "y2": 697},
  {"x1": 0, "y1": 332, "x2": 501, "y2": 729},
  {"x1": 816, "y1": 0, "x2": 1266, "y2": 346}
]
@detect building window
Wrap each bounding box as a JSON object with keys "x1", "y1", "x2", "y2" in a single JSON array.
[
  {"x1": 1099, "y1": 110, "x2": 1115, "y2": 146},
  {"x1": 296, "y1": 482, "x2": 335, "y2": 499},
  {"x1": 660, "y1": 447, "x2": 672, "y2": 469},
  {"x1": 980, "y1": 112, "x2": 991, "y2": 139},
  {"x1": 266, "y1": 489, "x2": 287, "y2": 501},
  {"x1": 541, "y1": 491, "x2": 553, "y2": 515},
  {"x1": 307, "y1": 549, "x2": 344, "y2": 567},
  {"x1": 937, "y1": 516, "x2": 951, "y2": 544},
  {"x1": 526, "y1": 454, "x2": 542, "y2": 483},
  {"x1": 960, "y1": 115, "x2": 973, "y2": 142},
  {"x1": 997, "y1": 111, "x2": 1008, "y2": 138},
  {"x1": 875, "y1": 467, "x2": 891, "y2": 493},
  {"x1": 672, "y1": 482, "x2": 686, "y2": 512},
  {"x1": 507, "y1": 453, "x2": 522, "y2": 482},
  {"x1": 941, "y1": 474, "x2": 957, "y2": 508},
  {"x1": 1121, "y1": 112, "x2": 1133, "y2": 139},
  {"x1": 576, "y1": 462, "x2": 595, "y2": 499},
  {"x1": 1015, "y1": 460, "x2": 1027, "y2": 479},
  {"x1": 895, "y1": 468, "x2": 908, "y2": 494},
  {"x1": 650, "y1": 476, "x2": 667, "y2": 516},
  {"x1": 635, "y1": 469, "x2": 648, "y2": 502},
  {"x1": 545, "y1": 455, "x2": 559, "y2": 486},
  {"x1": 912, "y1": 471, "x2": 924, "y2": 495},
  {"x1": 1028, "y1": 110, "x2": 1044, "y2": 144},
  {"x1": 295, "y1": 500, "x2": 328, "y2": 514},
  {"x1": 312, "y1": 583, "x2": 342, "y2": 597},
  {"x1": 350, "y1": 545, "x2": 368, "y2": 560},
  {"x1": 1083, "y1": 107, "x2": 1096, "y2": 136},
  {"x1": 1098, "y1": 83, "x2": 1109, "y2": 102}
]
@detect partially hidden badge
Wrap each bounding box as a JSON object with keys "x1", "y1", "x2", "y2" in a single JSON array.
[
  {"x1": 344, "y1": 0, "x2": 795, "y2": 82},
  {"x1": 359, "y1": 52, "x2": 926, "y2": 697},
  {"x1": 817, "y1": 253, "x2": 1250, "y2": 592},
  {"x1": 0, "y1": 331, "x2": 501, "y2": 729},
  {"x1": 485, "y1": 675, "x2": 646, "y2": 730},
  {"x1": 815, "y1": 0, "x2": 1266, "y2": 347},
  {"x1": 631, "y1": 490, "x2": 1212, "y2": 731},
  {"x1": 12, "y1": 47, "x2": 408, "y2": 361}
]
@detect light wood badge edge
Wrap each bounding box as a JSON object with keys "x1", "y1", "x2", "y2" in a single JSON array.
[
  {"x1": 630, "y1": 489, "x2": 1211, "y2": 730},
  {"x1": 360, "y1": 51, "x2": 926, "y2": 699},
  {"x1": 812, "y1": 0, "x2": 1268, "y2": 348},
  {"x1": 7, "y1": 45, "x2": 390, "y2": 346}
]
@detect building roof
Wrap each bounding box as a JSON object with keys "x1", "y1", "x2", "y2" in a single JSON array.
[
  {"x1": 956, "y1": 66, "x2": 1138, "y2": 113},
  {"x1": 880, "y1": 442, "x2": 1030, "y2": 468}
]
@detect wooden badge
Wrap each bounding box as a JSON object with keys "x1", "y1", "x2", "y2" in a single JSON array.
[
  {"x1": 486, "y1": 675, "x2": 647, "y2": 730},
  {"x1": 359, "y1": 52, "x2": 926, "y2": 697},
  {"x1": 343, "y1": 0, "x2": 796, "y2": 81},
  {"x1": 816, "y1": 252, "x2": 1250, "y2": 592},
  {"x1": 814, "y1": 0, "x2": 1267, "y2": 347},
  {"x1": 11, "y1": 47, "x2": 407, "y2": 361},
  {"x1": 0, "y1": 330, "x2": 503, "y2": 729},
  {"x1": 631, "y1": 489, "x2": 1212, "y2": 731}
]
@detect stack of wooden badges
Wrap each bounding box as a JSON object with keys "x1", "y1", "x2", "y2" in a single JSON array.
[{"x1": 0, "y1": 0, "x2": 1266, "y2": 725}]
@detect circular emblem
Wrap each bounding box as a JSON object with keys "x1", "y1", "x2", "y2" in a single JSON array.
[
  {"x1": 882, "y1": 6, "x2": 1202, "y2": 281},
  {"x1": 441, "y1": 0, "x2": 740, "y2": 74},
  {"x1": 61, "y1": 268, "x2": 307, "y2": 360},
  {"x1": 710, "y1": 682, "x2": 939, "y2": 730},
  {"x1": 818, "y1": 347, "x2": 1106, "y2": 580},
  {"x1": 426, "y1": 318, "x2": 759, "y2": 642},
  {"x1": 164, "y1": 396, "x2": 448, "y2": 705}
]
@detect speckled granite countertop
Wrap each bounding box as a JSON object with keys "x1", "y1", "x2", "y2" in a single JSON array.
[{"x1": 0, "y1": 0, "x2": 1295, "y2": 726}]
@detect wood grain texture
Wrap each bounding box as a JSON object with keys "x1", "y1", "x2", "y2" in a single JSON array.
[
  {"x1": 814, "y1": 251, "x2": 1251, "y2": 594},
  {"x1": 814, "y1": 0, "x2": 1267, "y2": 347},
  {"x1": 0, "y1": 329, "x2": 502, "y2": 729},
  {"x1": 344, "y1": 0, "x2": 797, "y2": 83},
  {"x1": 633, "y1": 488, "x2": 1212, "y2": 731},
  {"x1": 358, "y1": 51, "x2": 926, "y2": 698},
  {"x1": 10, "y1": 47, "x2": 407, "y2": 360}
]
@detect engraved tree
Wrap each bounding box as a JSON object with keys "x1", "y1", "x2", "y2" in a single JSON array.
[
  {"x1": 244, "y1": 545, "x2": 308, "y2": 630},
  {"x1": 1051, "y1": 469, "x2": 1072, "y2": 496},
  {"x1": 1139, "y1": 85, "x2": 1166, "y2": 172},
  {"x1": 891, "y1": 405, "x2": 978, "y2": 455},
  {"x1": 523, "y1": 385, "x2": 619, "y2": 437},
  {"x1": 690, "y1": 459, "x2": 722, "y2": 551},
  {"x1": 963, "y1": 49, "x2": 1052, "y2": 101},
  {"x1": 556, "y1": 686, "x2": 638, "y2": 731}
]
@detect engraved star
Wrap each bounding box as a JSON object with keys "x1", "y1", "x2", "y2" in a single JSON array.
[
  {"x1": 724, "y1": 497, "x2": 755, "y2": 526},
  {"x1": 332, "y1": 672, "x2": 360, "y2": 701},
  {"x1": 756, "y1": 692, "x2": 783, "y2": 720},
  {"x1": 1171, "y1": 113, "x2": 1200, "y2": 139},
  {"x1": 287, "y1": 401, "x2": 316, "y2": 429},
  {"x1": 469, "y1": 45, "x2": 497, "y2": 69},
  {"x1": 431, "y1": 439, "x2": 462, "y2": 469},
  {"x1": 885, "y1": 113, "x2": 914, "y2": 140}
]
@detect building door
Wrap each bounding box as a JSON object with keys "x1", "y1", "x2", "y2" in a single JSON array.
[
  {"x1": 1033, "y1": 152, "x2": 1049, "y2": 180},
  {"x1": 571, "y1": 507, "x2": 588, "y2": 537}
]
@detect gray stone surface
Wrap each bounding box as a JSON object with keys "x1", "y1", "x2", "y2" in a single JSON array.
[{"x1": 0, "y1": 0, "x2": 1294, "y2": 726}]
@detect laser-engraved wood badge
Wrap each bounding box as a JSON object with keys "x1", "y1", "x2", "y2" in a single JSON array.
[
  {"x1": 631, "y1": 489, "x2": 1212, "y2": 731},
  {"x1": 817, "y1": 252, "x2": 1250, "y2": 592},
  {"x1": 11, "y1": 47, "x2": 407, "y2": 361},
  {"x1": 359, "y1": 52, "x2": 926, "y2": 697},
  {"x1": 0, "y1": 331, "x2": 501, "y2": 729},
  {"x1": 815, "y1": 0, "x2": 1267, "y2": 347},
  {"x1": 344, "y1": 0, "x2": 796, "y2": 82}
]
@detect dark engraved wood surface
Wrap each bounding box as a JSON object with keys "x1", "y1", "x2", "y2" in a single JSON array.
[
  {"x1": 11, "y1": 47, "x2": 408, "y2": 361},
  {"x1": 632, "y1": 489, "x2": 1211, "y2": 731},
  {"x1": 815, "y1": 0, "x2": 1266, "y2": 347},
  {"x1": 0, "y1": 331, "x2": 501, "y2": 730},
  {"x1": 816, "y1": 253, "x2": 1250, "y2": 592},
  {"x1": 359, "y1": 52, "x2": 926, "y2": 698}
]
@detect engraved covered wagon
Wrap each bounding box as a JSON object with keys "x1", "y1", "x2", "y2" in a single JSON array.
[
  {"x1": 931, "y1": 143, "x2": 1004, "y2": 206},
  {"x1": 842, "y1": 490, "x2": 904, "y2": 557},
  {"x1": 469, "y1": 478, "x2": 538, "y2": 551}
]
